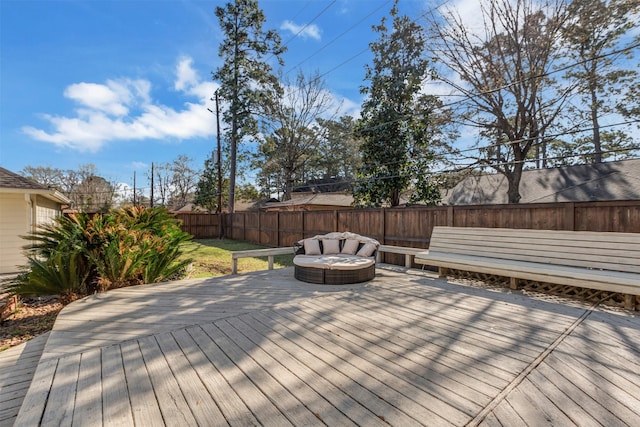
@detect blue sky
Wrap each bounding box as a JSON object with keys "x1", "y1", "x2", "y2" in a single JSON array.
[{"x1": 1, "y1": 0, "x2": 431, "y2": 189}]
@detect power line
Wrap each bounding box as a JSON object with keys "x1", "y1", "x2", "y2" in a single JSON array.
[
  {"x1": 431, "y1": 39, "x2": 640, "y2": 110},
  {"x1": 281, "y1": 1, "x2": 337, "y2": 49},
  {"x1": 285, "y1": 0, "x2": 394, "y2": 74},
  {"x1": 256, "y1": 117, "x2": 640, "y2": 193}
]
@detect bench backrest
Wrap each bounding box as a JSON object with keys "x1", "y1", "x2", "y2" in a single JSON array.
[{"x1": 429, "y1": 226, "x2": 640, "y2": 274}]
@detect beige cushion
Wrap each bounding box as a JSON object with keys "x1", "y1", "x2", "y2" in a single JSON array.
[
  {"x1": 303, "y1": 239, "x2": 321, "y2": 255},
  {"x1": 328, "y1": 255, "x2": 375, "y2": 270},
  {"x1": 341, "y1": 239, "x2": 360, "y2": 255},
  {"x1": 293, "y1": 254, "x2": 374, "y2": 270},
  {"x1": 356, "y1": 242, "x2": 377, "y2": 257},
  {"x1": 322, "y1": 239, "x2": 340, "y2": 255}
]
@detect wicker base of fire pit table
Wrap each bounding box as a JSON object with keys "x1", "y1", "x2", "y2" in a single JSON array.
[{"x1": 294, "y1": 263, "x2": 376, "y2": 285}]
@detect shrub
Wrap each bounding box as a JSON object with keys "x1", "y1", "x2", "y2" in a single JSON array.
[{"x1": 7, "y1": 206, "x2": 192, "y2": 303}]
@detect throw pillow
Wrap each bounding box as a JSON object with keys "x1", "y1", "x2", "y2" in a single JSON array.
[
  {"x1": 322, "y1": 239, "x2": 340, "y2": 254},
  {"x1": 303, "y1": 238, "x2": 321, "y2": 255},
  {"x1": 356, "y1": 242, "x2": 377, "y2": 257},
  {"x1": 341, "y1": 239, "x2": 360, "y2": 255}
]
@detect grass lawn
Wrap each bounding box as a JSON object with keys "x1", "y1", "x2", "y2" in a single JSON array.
[{"x1": 180, "y1": 239, "x2": 295, "y2": 278}]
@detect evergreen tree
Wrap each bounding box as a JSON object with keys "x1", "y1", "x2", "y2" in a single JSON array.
[
  {"x1": 561, "y1": 0, "x2": 640, "y2": 163},
  {"x1": 354, "y1": 1, "x2": 442, "y2": 207},
  {"x1": 213, "y1": 0, "x2": 285, "y2": 213},
  {"x1": 312, "y1": 116, "x2": 361, "y2": 181}
]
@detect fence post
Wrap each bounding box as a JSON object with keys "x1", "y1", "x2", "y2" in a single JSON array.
[
  {"x1": 565, "y1": 202, "x2": 575, "y2": 230},
  {"x1": 382, "y1": 208, "x2": 386, "y2": 244},
  {"x1": 447, "y1": 206, "x2": 455, "y2": 227},
  {"x1": 276, "y1": 211, "x2": 280, "y2": 247}
]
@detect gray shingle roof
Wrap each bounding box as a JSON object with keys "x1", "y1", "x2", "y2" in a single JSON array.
[
  {"x1": 442, "y1": 159, "x2": 640, "y2": 205},
  {"x1": 0, "y1": 167, "x2": 49, "y2": 190}
]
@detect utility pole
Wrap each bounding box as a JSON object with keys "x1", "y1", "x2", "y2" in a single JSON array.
[
  {"x1": 133, "y1": 171, "x2": 137, "y2": 206},
  {"x1": 150, "y1": 162, "x2": 154, "y2": 208}
]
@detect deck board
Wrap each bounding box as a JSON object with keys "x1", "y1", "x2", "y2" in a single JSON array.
[
  {"x1": 0, "y1": 332, "x2": 49, "y2": 427},
  {"x1": 4, "y1": 267, "x2": 640, "y2": 426},
  {"x1": 172, "y1": 328, "x2": 258, "y2": 427}
]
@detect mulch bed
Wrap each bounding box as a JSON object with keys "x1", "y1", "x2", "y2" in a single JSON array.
[{"x1": 0, "y1": 297, "x2": 63, "y2": 351}]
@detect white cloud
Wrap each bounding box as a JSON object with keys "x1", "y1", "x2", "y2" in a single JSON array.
[
  {"x1": 444, "y1": 0, "x2": 488, "y2": 34},
  {"x1": 175, "y1": 57, "x2": 199, "y2": 92},
  {"x1": 63, "y1": 82, "x2": 127, "y2": 116},
  {"x1": 22, "y1": 57, "x2": 217, "y2": 152},
  {"x1": 131, "y1": 161, "x2": 148, "y2": 169},
  {"x1": 280, "y1": 20, "x2": 321, "y2": 40}
]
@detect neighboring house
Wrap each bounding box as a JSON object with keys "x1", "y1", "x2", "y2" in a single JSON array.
[
  {"x1": 262, "y1": 192, "x2": 354, "y2": 212},
  {"x1": 442, "y1": 158, "x2": 640, "y2": 205},
  {"x1": 261, "y1": 177, "x2": 355, "y2": 212},
  {"x1": 0, "y1": 167, "x2": 71, "y2": 274},
  {"x1": 172, "y1": 200, "x2": 263, "y2": 213}
]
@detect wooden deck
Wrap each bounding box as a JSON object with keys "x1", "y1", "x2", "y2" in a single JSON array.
[{"x1": 3, "y1": 266, "x2": 640, "y2": 426}]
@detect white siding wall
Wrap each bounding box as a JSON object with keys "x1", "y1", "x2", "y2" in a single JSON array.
[
  {"x1": 0, "y1": 193, "x2": 30, "y2": 274},
  {"x1": 35, "y1": 195, "x2": 61, "y2": 226}
]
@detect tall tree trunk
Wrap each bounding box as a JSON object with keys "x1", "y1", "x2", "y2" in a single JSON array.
[
  {"x1": 507, "y1": 162, "x2": 524, "y2": 204},
  {"x1": 390, "y1": 188, "x2": 400, "y2": 207},
  {"x1": 590, "y1": 80, "x2": 602, "y2": 163},
  {"x1": 228, "y1": 120, "x2": 237, "y2": 214}
]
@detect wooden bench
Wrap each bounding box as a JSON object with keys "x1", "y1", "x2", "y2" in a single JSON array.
[
  {"x1": 377, "y1": 245, "x2": 425, "y2": 267},
  {"x1": 231, "y1": 247, "x2": 294, "y2": 275},
  {"x1": 415, "y1": 226, "x2": 640, "y2": 310}
]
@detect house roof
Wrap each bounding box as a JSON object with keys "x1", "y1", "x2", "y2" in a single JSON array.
[
  {"x1": 293, "y1": 177, "x2": 352, "y2": 193},
  {"x1": 442, "y1": 159, "x2": 640, "y2": 205},
  {"x1": 262, "y1": 192, "x2": 354, "y2": 211},
  {"x1": 0, "y1": 167, "x2": 71, "y2": 204},
  {"x1": 172, "y1": 200, "x2": 263, "y2": 213}
]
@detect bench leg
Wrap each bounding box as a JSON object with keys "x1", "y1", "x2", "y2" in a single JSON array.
[
  {"x1": 438, "y1": 267, "x2": 448, "y2": 278},
  {"x1": 624, "y1": 294, "x2": 636, "y2": 311},
  {"x1": 510, "y1": 277, "x2": 519, "y2": 290}
]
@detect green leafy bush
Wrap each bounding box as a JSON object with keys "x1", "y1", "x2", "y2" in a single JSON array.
[{"x1": 7, "y1": 206, "x2": 191, "y2": 303}]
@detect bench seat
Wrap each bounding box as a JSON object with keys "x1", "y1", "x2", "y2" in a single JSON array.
[
  {"x1": 419, "y1": 251, "x2": 640, "y2": 295},
  {"x1": 415, "y1": 226, "x2": 640, "y2": 309}
]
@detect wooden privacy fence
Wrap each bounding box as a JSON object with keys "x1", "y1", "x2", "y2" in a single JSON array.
[
  {"x1": 174, "y1": 212, "x2": 222, "y2": 238},
  {"x1": 175, "y1": 200, "x2": 640, "y2": 265}
]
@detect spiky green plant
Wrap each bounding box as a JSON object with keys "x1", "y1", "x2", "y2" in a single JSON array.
[
  {"x1": 7, "y1": 250, "x2": 90, "y2": 304},
  {"x1": 10, "y1": 206, "x2": 192, "y2": 303},
  {"x1": 142, "y1": 242, "x2": 192, "y2": 283}
]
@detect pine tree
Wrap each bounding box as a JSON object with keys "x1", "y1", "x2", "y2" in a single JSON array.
[
  {"x1": 213, "y1": 0, "x2": 285, "y2": 212},
  {"x1": 561, "y1": 0, "x2": 640, "y2": 163}
]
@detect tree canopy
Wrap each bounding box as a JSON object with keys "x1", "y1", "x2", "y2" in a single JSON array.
[
  {"x1": 354, "y1": 1, "x2": 444, "y2": 207},
  {"x1": 213, "y1": 0, "x2": 285, "y2": 213}
]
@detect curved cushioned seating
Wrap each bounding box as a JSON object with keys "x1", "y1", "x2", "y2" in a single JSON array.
[
  {"x1": 293, "y1": 232, "x2": 379, "y2": 285},
  {"x1": 293, "y1": 254, "x2": 375, "y2": 270}
]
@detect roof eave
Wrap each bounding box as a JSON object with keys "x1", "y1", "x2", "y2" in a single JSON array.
[{"x1": 1, "y1": 187, "x2": 71, "y2": 205}]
